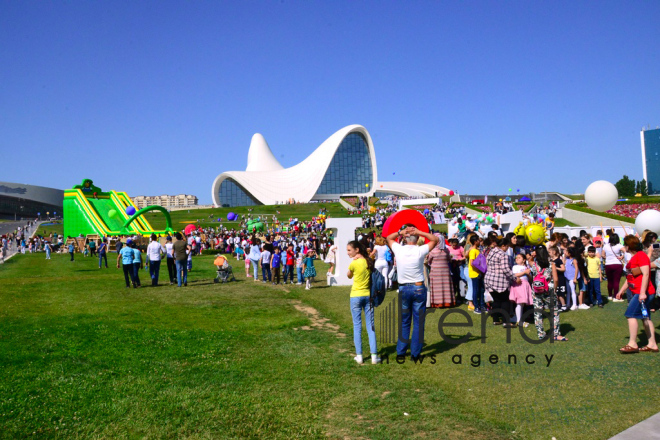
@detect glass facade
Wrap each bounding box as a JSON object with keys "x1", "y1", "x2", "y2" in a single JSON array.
[
  {"x1": 315, "y1": 133, "x2": 372, "y2": 196},
  {"x1": 218, "y1": 178, "x2": 261, "y2": 207},
  {"x1": 0, "y1": 195, "x2": 61, "y2": 219},
  {"x1": 643, "y1": 128, "x2": 660, "y2": 194}
]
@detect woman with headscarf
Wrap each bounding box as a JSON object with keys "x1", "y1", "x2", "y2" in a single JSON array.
[{"x1": 426, "y1": 233, "x2": 455, "y2": 308}]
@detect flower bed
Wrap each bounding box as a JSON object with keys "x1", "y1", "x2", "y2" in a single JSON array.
[
  {"x1": 340, "y1": 197, "x2": 358, "y2": 207},
  {"x1": 606, "y1": 203, "x2": 660, "y2": 219}
]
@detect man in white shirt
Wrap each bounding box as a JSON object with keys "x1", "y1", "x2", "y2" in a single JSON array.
[
  {"x1": 386, "y1": 226, "x2": 439, "y2": 361},
  {"x1": 165, "y1": 236, "x2": 176, "y2": 285},
  {"x1": 146, "y1": 234, "x2": 165, "y2": 286}
]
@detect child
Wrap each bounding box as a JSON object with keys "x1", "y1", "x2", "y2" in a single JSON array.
[
  {"x1": 549, "y1": 246, "x2": 567, "y2": 311},
  {"x1": 271, "y1": 247, "x2": 281, "y2": 285},
  {"x1": 235, "y1": 246, "x2": 244, "y2": 261},
  {"x1": 564, "y1": 247, "x2": 579, "y2": 310},
  {"x1": 244, "y1": 252, "x2": 251, "y2": 277},
  {"x1": 45, "y1": 241, "x2": 52, "y2": 260},
  {"x1": 296, "y1": 250, "x2": 304, "y2": 285},
  {"x1": 586, "y1": 246, "x2": 603, "y2": 307},
  {"x1": 187, "y1": 246, "x2": 193, "y2": 272},
  {"x1": 284, "y1": 244, "x2": 295, "y2": 284},
  {"x1": 260, "y1": 246, "x2": 272, "y2": 282},
  {"x1": 509, "y1": 254, "x2": 533, "y2": 326},
  {"x1": 83, "y1": 244, "x2": 89, "y2": 257},
  {"x1": 302, "y1": 249, "x2": 317, "y2": 290}
]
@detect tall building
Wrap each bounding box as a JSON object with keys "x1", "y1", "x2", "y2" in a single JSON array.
[
  {"x1": 132, "y1": 194, "x2": 198, "y2": 209},
  {"x1": 211, "y1": 125, "x2": 450, "y2": 207},
  {"x1": 641, "y1": 127, "x2": 660, "y2": 195},
  {"x1": 0, "y1": 182, "x2": 63, "y2": 219}
]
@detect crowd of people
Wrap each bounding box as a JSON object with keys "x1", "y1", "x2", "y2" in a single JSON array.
[{"x1": 344, "y1": 224, "x2": 658, "y2": 360}]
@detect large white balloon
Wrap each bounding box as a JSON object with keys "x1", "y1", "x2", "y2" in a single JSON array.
[
  {"x1": 635, "y1": 209, "x2": 660, "y2": 235},
  {"x1": 584, "y1": 180, "x2": 618, "y2": 212}
]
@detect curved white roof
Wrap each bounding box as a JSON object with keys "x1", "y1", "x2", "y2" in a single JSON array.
[
  {"x1": 211, "y1": 125, "x2": 450, "y2": 207},
  {"x1": 375, "y1": 181, "x2": 451, "y2": 198}
]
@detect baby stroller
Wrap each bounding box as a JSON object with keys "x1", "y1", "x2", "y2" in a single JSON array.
[{"x1": 213, "y1": 254, "x2": 236, "y2": 283}]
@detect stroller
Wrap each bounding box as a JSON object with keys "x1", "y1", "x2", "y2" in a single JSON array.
[{"x1": 213, "y1": 254, "x2": 236, "y2": 283}]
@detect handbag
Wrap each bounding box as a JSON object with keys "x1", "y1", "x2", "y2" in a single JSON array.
[{"x1": 472, "y1": 253, "x2": 487, "y2": 274}]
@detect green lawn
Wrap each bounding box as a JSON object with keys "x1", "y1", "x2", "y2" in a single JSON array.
[
  {"x1": 554, "y1": 218, "x2": 579, "y2": 227},
  {"x1": 1, "y1": 253, "x2": 658, "y2": 438},
  {"x1": 144, "y1": 203, "x2": 351, "y2": 231}
]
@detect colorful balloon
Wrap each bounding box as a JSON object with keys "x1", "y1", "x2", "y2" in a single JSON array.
[
  {"x1": 108, "y1": 209, "x2": 117, "y2": 218},
  {"x1": 125, "y1": 206, "x2": 136, "y2": 216},
  {"x1": 449, "y1": 190, "x2": 454, "y2": 196}
]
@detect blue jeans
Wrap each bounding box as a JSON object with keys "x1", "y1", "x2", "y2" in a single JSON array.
[
  {"x1": 350, "y1": 296, "x2": 377, "y2": 355},
  {"x1": 175, "y1": 259, "x2": 187, "y2": 286},
  {"x1": 262, "y1": 263, "x2": 271, "y2": 281},
  {"x1": 587, "y1": 279, "x2": 602, "y2": 305},
  {"x1": 251, "y1": 259, "x2": 260, "y2": 279},
  {"x1": 297, "y1": 267, "x2": 303, "y2": 283},
  {"x1": 98, "y1": 251, "x2": 107, "y2": 268},
  {"x1": 132, "y1": 263, "x2": 141, "y2": 286},
  {"x1": 471, "y1": 276, "x2": 485, "y2": 310},
  {"x1": 396, "y1": 284, "x2": 427, "y2": 358},
  {"x1": 149, "y1": 259, "x2": 161, "y2": 286},
  {"x1": 284, "y1": 265, "x2": 294, "y2": 282}
]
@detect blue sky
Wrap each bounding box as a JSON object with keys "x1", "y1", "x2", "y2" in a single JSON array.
[{"x1": 2, "y1": 1, "x2": 659, "y2": 203}]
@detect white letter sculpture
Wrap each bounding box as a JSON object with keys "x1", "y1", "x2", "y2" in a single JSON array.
[{"x1": 325, "y1": 217, "x2": 363, "y2": 286}]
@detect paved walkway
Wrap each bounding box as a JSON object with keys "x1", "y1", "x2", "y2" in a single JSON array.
[
  {"x1": 610, "y1": 412, "x2": 660, "y2": 439},
  {"x1": 1, "y1": 221, "x2": 44, "y2": 262}
]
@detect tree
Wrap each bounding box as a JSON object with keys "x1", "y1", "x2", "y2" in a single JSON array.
[
  {"x1": 639, "y1": 179, "x2": 648, "y2": 196},
  {"x1": 615, "y1": 175, "x2": 636, "y2": 197}
]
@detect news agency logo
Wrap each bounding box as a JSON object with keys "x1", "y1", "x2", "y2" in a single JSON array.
[{"x1": 375, "y1": 295, "x2": 559, "y2": 367}]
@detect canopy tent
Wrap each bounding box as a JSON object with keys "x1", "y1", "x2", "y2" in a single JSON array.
[{"x1": 519, "y1": 196, "x2": 531, "y2": 201}]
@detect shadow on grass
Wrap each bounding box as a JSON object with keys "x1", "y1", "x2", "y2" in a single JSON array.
[{"x1": 559, "y1": 323, "x2": 576, "y2": 336}]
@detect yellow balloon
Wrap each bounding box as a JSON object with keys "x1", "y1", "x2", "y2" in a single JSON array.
[
  {"x1": 525, "y1": 224, "x2": 546, "y2": 245},
  {"x1": 365, "y1": 183, "x2": 369, "y2": 187}
]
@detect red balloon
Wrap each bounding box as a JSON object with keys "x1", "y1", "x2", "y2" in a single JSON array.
[
  {"x1": 449, "y1": 190, "x2": 455, "y2": 196},
  {"x1": 184, "y1": 224, "x2": 196, "y2": 235},
  {"x1": 381, "y1": 209, "x2": 430, "y2": 243}
]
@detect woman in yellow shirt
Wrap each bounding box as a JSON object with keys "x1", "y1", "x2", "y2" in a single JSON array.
[
  {"x1": 347, "y1": 240, "x2": 380, "y2": 364},
  {"x1": 467, "y1": 235, "x2": 485, "y2": 314}
]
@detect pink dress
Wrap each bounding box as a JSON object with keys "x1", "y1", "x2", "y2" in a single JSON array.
[{"x1": 509, "y1": 264, "x2": 533, "y2": 305}]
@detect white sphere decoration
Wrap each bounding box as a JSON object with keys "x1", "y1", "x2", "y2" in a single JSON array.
[
  {"x1": 584, "y1": 180, "x2": 618, "y2": 212},
  {"x1": 635, "y1": 209, "x2": 660, "y2": 235}
]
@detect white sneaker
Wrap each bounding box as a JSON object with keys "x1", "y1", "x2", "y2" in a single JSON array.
[
  {"x1": 613, "y1": 298, "x2": 624, "y2": 302},
  {"x1": 305, "y1": 286, "x2": 310, "y2": 290},
  {"x1": 579, "y1": 304, "x2": 590, "y2": 310},
  {"x1": 570, "y1": 305, "x2": 578, "y2": 311},
  {"x1": 371, "y1": 355, "x2": 381, "y2": 364},
  {"x1": 354, "y1": 355, "x2": 363, "y2": 364}
]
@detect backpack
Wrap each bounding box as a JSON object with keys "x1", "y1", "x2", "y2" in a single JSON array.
[
  {"x1": 472, "y1": 253, "x2": 487, "y2": 274},
  {"x1": 370, "y1": 269, "x2": 387, "y2": 307},
  {"x1": 532, "y1": 263, "x2": 548, "y2": 293},
  {"x1": 385, "y1": 249, "x2": 393, "y2": 263}
]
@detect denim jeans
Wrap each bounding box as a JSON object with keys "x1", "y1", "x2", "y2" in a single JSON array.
[
  {"x1": 587, "y1": 279, "x2": 602, "y2": 305},
  {"x1": 396, "y1": 284, "x2": 427, "y2": 358},
  {"x1": 262, "y1": 264, "x2": 272, "y2": 282},
  {"x1": 350, "y1": 296, "x2": 377, "y2": 355},
  {"x1": 98, "y1": 252, "x2": 107, "y2": 268},
  {"x1": 251, "y1": 259, "x2": 260, "y2": 280},
  {"x1": 471, "y1": 276, "x2": 485, "y2": 310},
  {"x1": 175, "y1": 259, "x2": 187, "y2": 286},
  {"x1": 284, "y1": 265, "x2": 294, "y2": 282},
  {"x1": 297, "y1": 267, "x2": 303, "y2": 283},
  {"x1": 132, "y1": 263, "x2": 141, "y2": 287},
  {"x1": 149, "y1": 259, "x2": 161, "y2": 286}
]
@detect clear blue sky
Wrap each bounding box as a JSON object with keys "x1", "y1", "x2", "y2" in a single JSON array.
[{"x1": 2, "y1": 1, "x2": 659, "y2": 203}]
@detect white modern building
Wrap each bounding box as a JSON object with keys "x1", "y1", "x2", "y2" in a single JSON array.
[{"x1": 211, "y1": 125, "x2": 450, "y2": 207}]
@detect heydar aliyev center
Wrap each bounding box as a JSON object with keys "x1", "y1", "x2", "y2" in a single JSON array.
[{"x1": 211, "y1": 124, "x2": 449, "y2": 207}]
